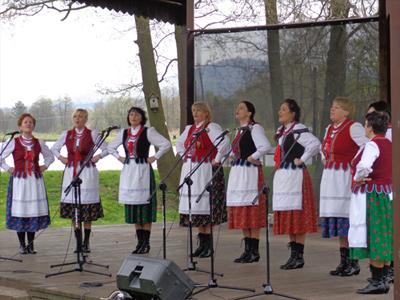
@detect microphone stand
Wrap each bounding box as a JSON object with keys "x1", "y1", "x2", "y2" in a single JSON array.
[
  {"x1": 230, "y1": 132, "x2": 306, "y2": 300},
  {"x1": 193, "y1": 128, "x2": 255, "y2": 296},
  {"x1": 46, "y1": 129, "x2": 113, "y2": 278},
  {"x1": 145, "y1": 134, "x2": 200, "y2": 260},
  {"x1": 0, "y1": 133, "x2": 23, "y2": 263}
]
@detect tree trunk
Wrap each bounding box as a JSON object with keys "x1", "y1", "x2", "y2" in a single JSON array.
[
  {"x1": 313, "y1": 0, "x2": 350, "y2": 204},
  {"x1": 264, "y1": 0, "x2": 285, "y2": 129},
  {"x1": 135, "y1": 16, "x2": 180, "y2": 190}
]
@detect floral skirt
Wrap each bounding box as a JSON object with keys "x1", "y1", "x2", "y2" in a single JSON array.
[
  {"x1": 273, "y1": 168, "x2": 318, "y2": 235},
  {"x1": 125, "y1": 166, "x2": 157, "y2": 224},
  {"x1": 350, "y1": 190, "x2": 393, "y2": 261},
  {"x1": 6, "y1": 176, "x2": 51, "y2": 232},
  {"x1": 60, "y1": 202, "x2": 104, "y2": 222},
  {"x1": 321, "y1": 217, "x2": 349, "y2": 238},
  {"x1": 180, "y1": 166, "x2": 227, "y2": 227},
  {"x1": 228, "y1": 166, "x2": 267, "y2": 229}
]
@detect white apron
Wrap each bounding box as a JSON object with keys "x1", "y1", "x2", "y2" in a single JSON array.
[
  {"x1": 179, "y1": 160, "x2": 212, "y2": 215},
  {"x1": 12, "y1": 175, "x2": 49, "y2": 217},
  {"x1": 348, "y1": 192, "x2": 367, "y2": 248},
  {"x1": 319, "y1": 166, "x2": 352, "y2": 218},
  {"x1": 273, "y1": 167, "x2": 303, "y2": 211},
  {"x1": 61, "y1": 162, "x2": 100, "y2": 204},
  {"x1": 119, "y1": 160, "x2": 151, "y2": 205},
  {"x1": 227, "y1": 164, "x2": 259, "y2": 206}
]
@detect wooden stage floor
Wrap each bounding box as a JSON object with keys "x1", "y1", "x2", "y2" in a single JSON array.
[{"x1": 0, "y1": 222, "x2": 394, "y2": 300}]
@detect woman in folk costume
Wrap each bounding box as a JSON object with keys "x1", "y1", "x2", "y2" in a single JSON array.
[
  {"x1": 320, "y1": 97, "x2": 368, "y2": 276},
  {"x1": 349, "y1": 111, "x2": 393, "y2": 294},
  {"x1": 107, "y1": 107, "x2": 171, "y2": 254},
  {"x1": 273, "y1": 99, "x2": 320, "y2": 270},
  {"x1": 51, "y1": 109, "x2": 108, "y2": 253},
  {"x1": 0, "y1": 113, "x2": 54, "y2": 254},
  {"x1": 227, "y1": 101, "x2": 271, "y2": 263},
  {"x1": 367, "y1": 101, "x2": 391, "y2": 141},
  {"x1": 176, "y1": 102, "x2": 230, "y2": 258}
]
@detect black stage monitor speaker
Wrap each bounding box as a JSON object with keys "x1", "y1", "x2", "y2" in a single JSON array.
[{"x1": 116, "y1": 255, "x2": 195, "y2": 300}]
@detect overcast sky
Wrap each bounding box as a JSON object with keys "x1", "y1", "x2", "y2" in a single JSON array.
[{"x1": 0, "y1": 8, "x2": 145, "y2": 109}]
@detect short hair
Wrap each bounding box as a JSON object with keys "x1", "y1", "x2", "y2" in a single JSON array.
[
  {"x1": 333, "y1": 97, "x2": 355, "y2": 119},
  {"x1": 368, "y1": 101, "x2": 391, "y2": 119},
  {"x1": 127, "y1": 107, "x2": 147, "y2": 126},
  {"x1": 72, "y1": 108, "x2": 88, "y2": 120},
  {"x1": 192, "y1": 102, "x2": 211, "y2": 124},
  {"x1": 283, "y1": 99, "x2": 301, "y2": 122},
  {"x1": 241, "y1": 101, "x2": 256, "y2": 122},
  {"x1": 17, "y1": 113, "x2": 36, "y2": 127},
  {"x1": 365, "y1": 111, "x2": 389, "y2": 135}
]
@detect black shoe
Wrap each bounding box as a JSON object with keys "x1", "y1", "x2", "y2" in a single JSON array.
[
  {"x1": 191, "y1": 233, "x2": 205, "y2": 257},
  {"x1": 199, "y1": 234, "x2": 212, "y2": 258},
  {"x1": 280, "y1": 241, "x2": 296, "y2": 269},
  {"x1": 82, "y1": 229, "x2": 91, "y2": 253},
  {"x1": 27, "y1": 232, "x2": 36, "y2": 254},
  {"x1": 234, "y1": 237, "x2": 251, "y2": 263},
  {"x1": 73, "y1": 229, "x2": 82, "y2": 254},
  {"x1": 132, "y1": 229, "x2": 144, "y2": 254},
  {"x1": 138, "y1": 230, "x2": 151, "y2": 254},
  {"x1": 241, "y1": 238, "x2": 260, "y2": 263},
  {"x1": 19, "y1": 244, "x2": 27, "y2": 255},
  {"x1": 283, "y1": 243, "x2": 304, "y2": 269},
  {"x1": 17, "y1": 232, "x2": 27, "y2": 254},
  {"x1": 330, "y1": 247, "x2": 347, "y2": 275},
  {"x1": 357, "y1": 265, "x2": 385, "y2": 294}
]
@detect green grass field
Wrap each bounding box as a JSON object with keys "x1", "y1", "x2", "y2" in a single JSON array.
[
  {"x1": 0, "y1": 169, "x2": 181, "y2": 230},
  {"x1": 0, "y1": 165, "x2": 317, "y2": 230}
]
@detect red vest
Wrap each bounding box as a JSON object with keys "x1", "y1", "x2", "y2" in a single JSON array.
[
  {"x1": 13, "y1": 137, "x2": 41, "y2": 178},
  {"x1": 184, "y1": 123, "x2": 217, "y2": 163},
  {"x1": 351, "y1": 136, "x2": 392, "y2": 193},
  {"x1": 65, "y1": 128, "x2": 94, "y2": 167},
  {"x1": 323, "y1": 119, "x2": 360, "y2": 169}
]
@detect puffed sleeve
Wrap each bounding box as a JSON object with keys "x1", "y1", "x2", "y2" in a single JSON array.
[
  {"x1": 0, "y1": 138, "x2": 15, "y2": 172},
  {"x1": 250, "y1": 124, "x2": 272, "y2": 160},
  {"x1": 350, "y1": 122, "x2": 369, "y2": 147},
  {"x1": 294, "y1": 124, "x2": 321, "y2": 163},
  {"x1": 207, "y1": 123, "x2": 230, "y2": 163},
  {"x1": 107, "y1": 131, "x2": 124, "y2": 159},
  {"x1": 91, "y1": 129, "x2": 109, "y2": 158},
  {"x1": 320, "y1": 125, "x2": 330, "y2": 161},
  {"x1": 51, "y1": 131, "x2": 67, "y2": 159},
  {"x1": 176, "y1": 125, "x2": 191, "y2": 157},
  {"x1": 146, "y1": 127, "x2": 172, "y2": 159},
  {"x1": 39, "y1": 139, "x2": 55, "y2": 168},
  {"x1": 353, "y1": 141, "x2": 379, "y2": 182}
]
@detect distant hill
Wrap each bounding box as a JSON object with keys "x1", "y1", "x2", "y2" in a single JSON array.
[{"x1": 195, "y1": 58, "x2": 267, "y2": 98}]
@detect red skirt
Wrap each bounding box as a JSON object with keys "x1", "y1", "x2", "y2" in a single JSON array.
[
  {"x1": 228, "y1": 166, "x2": 267, "y2": 229},
  {"x1": 273, "y1": 168, "x2": 318, "y2": 235}
]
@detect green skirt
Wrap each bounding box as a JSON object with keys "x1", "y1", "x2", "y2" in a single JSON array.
[
  {"x1": 124, "y1": 166, "x2": 157, "y2": 224},
  {"x1": 350, "y1": 190, "x2": 393, "y2": 261}
]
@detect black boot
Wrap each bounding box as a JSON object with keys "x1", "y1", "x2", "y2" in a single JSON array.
[
  {"x1": 242, "y1": 238, "x2": 260, "y2": 263},
  {"x1": 132, "y1": 229, "x2": 145, "y2": 254},
  {"x1": 234, "y1": 237, "x2": 251, "y2": 263},
  {"x1": 27, "y1": 232, "x2": 36, "y2": 254},
  {"x1": 388, "y1": 261, "x2": 394, "y2": 284},
  {"x1": 199, "y1": 234, "x2": 212, "y2": 258},
  {"x1": 330, "y1": 247, "x2": 347, "y2": 275},
  {"x1": 17, "y1": 232, "x2": 27, "y2": 255},
  {"x1": 382, "y1": 265, "x2": 391, "y2": 293},
  {"x1": 339, "y1": 248, "x2": 356, "y2": 276},
  {"x1": 280, "y1": 241, "x2": 296, "y2": 269},
  {"x1": 73, "y1": 229, "x2": 82, "y2": 253},
  {"x1": 357, "y1": 265, "x2": 385, "y2": 294},
  {"x1": 191, "y1": 233, "x2": 205, "y2": 257},
  {"x1": 83, "y1": 229, "x2": 91, "y2": 253},
  {"x1": 284, "y1": 242, "x2": 304, "y2": 269},
  {"x1": 138, "y1": 230, "x2": 151, "y2": 254}
]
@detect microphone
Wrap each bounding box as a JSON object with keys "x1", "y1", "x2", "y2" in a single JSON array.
[
  {"x1": 216, "y1": 128, "x2": 232, "y2": 139},
  {"x1": 237, "y1": 125, "x2": 253, "y2": 131},
  {"x1": 192, "y1": 127, "x2": 210, "y2": 136},
  {"x1": 5, "y1": 130, "x2": 22, "y2": 136},
  {"x1": 292, "y1": 128, "x2": 309, "y2": 134},
  {"x1": 100, "y1": 125, "x2": 120, "y2": 134}
]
